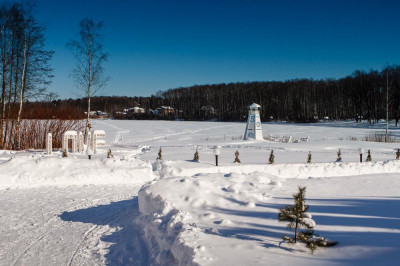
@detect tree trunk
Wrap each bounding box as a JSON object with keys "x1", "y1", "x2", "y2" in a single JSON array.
[
  {"x1": 85, "y1": 42, "x2": 92, "y2": 143},
  {"x1": 15, "y1": 24, "x2": 28, "y2": 150},
  {"x1": 0, "y1": 36, "x2": 7, "y2": 148}
]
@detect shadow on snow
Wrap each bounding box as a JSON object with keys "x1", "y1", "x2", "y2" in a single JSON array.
[
  {"x1": 207, "y1": 196, "x2": 400, "y2": 264},
  {"x1": 59, "y1": 197, "x2": 149, "y2": 266}
]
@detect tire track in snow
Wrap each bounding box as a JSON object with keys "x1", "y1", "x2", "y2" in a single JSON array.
[
  {"x1": 93, "y1": 120, "x2": 130, "y2": 144},
  {"x1": 134, "y1": 124, "x2": 235, "y2": 143},
  {"x1": 67, "y1": 209, "x2": 124, "y2": 266},
  {"x1": 8, "y1": 193, "x2": 138, "y2": 266},
  {"x1": 67, "y1": 196, "x2": 145, "y2": 266},
  {"x1": 67, "y1": 224, "x2": 99, "y2": 266}
]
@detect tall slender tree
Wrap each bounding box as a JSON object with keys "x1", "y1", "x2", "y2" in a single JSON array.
[
  {"x1": 0, "y1": 2, "x2": 53, "y2": 149},
  {"x1": 67, "y1": 18, "x2": 108, "y2": 138}
]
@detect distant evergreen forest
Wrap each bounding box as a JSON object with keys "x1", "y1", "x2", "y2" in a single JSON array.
[{"x1": 25, "y1": 65, "x2": 400, "y2": 123}]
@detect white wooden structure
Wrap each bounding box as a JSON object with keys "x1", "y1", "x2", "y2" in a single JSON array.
[
  {"x1": 85, "y1": 130, "x2": 91, "y2": 149},
  {"x1": 243, "y1": 103, "x2": 264, "y2": 140},
  {"x1": 92, "y1": 130, "x2": 106, "y2": 154},
  {"x1": 46, "y1": 133, "x2": 52, "y2": 154},
  {"x1": 62, "y1": 131, "x2": 78, "y2": 153},
  {"x1": 78, "y1": 131, "x2": 84, "y2": 152}
]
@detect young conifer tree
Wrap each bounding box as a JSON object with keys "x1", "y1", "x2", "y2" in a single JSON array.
[
  {"x1": 107, "y1": 148, "x2": 113, "y2": 158},
  {"x1": 278, "y1": 186, "x2": 314, "y2": 243},
  {"x1": 307, "y1": 151, "x2": 312, "y2": 164},
  {"x1": 157, "y1": 147, "x2": 162, "y2": 160},
  {"x1": 234, "y1": 150, "x2": 241, "y2": 163},
  {"x1": 366, "y1": 150, "x2": 372, "y2": 162},
  {"x1": 269, "y1": 150, "x2": 275, "y2": 164},
  {"x1": 62, "y1": 149, "x2": 68, "y2": 158},
  {"x1": 336, "y1": 149, "x2": 342, "y2": 162},
  {"x1": 193, "y1": 148, "x2": 199, "y2": 162}
]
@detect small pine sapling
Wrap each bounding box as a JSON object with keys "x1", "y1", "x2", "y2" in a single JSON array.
[
  {"x1": 307, "y1": 151, "x2": 312, "y2": 164},
  {"x1": 278, "y1": 186, "x2": 338, "y2": 251},
  {"x1": 157, "y1": 147, "x2": 162, "y2": 160},
  {"x1": 269, "y1": 150, "x2": 275, "y2": 164},
  {"x1": 107, "y1": 148, "x2": 113, "y2": 158},
  {"x1": 234, "y1": 150, "x2": 241, "y2": 163},
  {"x1": 62, "y1": 149, "x2": 68, "y2": 158},
  {"x1": 366, "y1": 149, "x2": 372, "y2": 162},
  {"x1": 396, "y1": 149, "x2": 400, "y2": 160},
  {"x1": 193, "y1": 148, "x2": 199, "y2": 162},
  {"x1": 278, "y1": 186, "x2": 314, "y2": 243},
  {"x1": 336, "y1": 149, "x2": 342, "y2": 162}
]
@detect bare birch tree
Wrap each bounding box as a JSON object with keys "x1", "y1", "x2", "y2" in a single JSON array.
[
  {"x1": 0, "y1": 2, "x2": 53, "y2": 150},
  {"x1": 67, "y1": 18, "x2": 108, "y2": 138}
]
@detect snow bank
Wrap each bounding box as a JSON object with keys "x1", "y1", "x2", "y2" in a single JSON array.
[
  {"x1": 137, "y1": 183, "x2": 201, "y2": 266},
  {"x1": 136, "y1": 170, "x2": 289, "y2": 265},
  {"x1": 138, "y1": 159, "x2": 400, "y2": 265},
  {"x1": 154, "y1": 159, "x2": 400, "y2": 180},
  {"x1": 0, "y1": 153, "x2": 154, "y2": 189}
]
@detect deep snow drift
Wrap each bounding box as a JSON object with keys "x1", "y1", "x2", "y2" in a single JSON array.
[
  {"x1": 138, "y1": 165, "x2": 400, "y2": 265},
  {"x1": 1, "y1": 120, "x2": 399, "y2": 265}
]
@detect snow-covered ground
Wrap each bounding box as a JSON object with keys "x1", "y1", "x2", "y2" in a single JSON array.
[{"x1": 1, "y1": 120, "x2": 400, "y2": 265}]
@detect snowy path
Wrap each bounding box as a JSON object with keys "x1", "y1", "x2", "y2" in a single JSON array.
[{"x1": 0, "y1": 185, "x2": 147, "y2": 266}]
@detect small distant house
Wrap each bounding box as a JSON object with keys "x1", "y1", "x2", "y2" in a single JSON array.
[
  {"x1": 85, "y1": 111, "x2": 107, "y2": 117},
  {"x1": 127, "y1": 107, "x2": 145, "y2": 114},
  {"x1": 95, "y1": 111, "x2": 107, "y2": 116},
  {"x1": 161, "y1": 106, "x2": 174, "y2": 115},
  {"x1": 200, "y1": 106, "x2": 216, "y2": 118}
]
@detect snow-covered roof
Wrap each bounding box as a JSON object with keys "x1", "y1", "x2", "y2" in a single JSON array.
[
  {"x1": 248, "y1": 103, "x2": 261, "y2": 110},
  {"x1": 63, "y1": 131, "x2": 77, "y2": 136},
  {"x1": 93, "y1": 130, "x2": 106, "y2": 136}
]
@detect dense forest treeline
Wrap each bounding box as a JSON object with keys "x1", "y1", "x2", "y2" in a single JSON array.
[{"x1": 43, "y1": 65, "x2": 400, "y2": 124}]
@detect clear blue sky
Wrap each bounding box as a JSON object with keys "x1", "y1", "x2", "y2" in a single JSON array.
[{"x1": 30, "y1": 0, "x2": 400, "y2": 99}]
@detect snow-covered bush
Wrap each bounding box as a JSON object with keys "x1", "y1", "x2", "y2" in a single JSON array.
[
  {"x1": 269, "y1": 150, "x2": 274, "y2": 164},
  {"x1": 107, "y1": 148, "x2": 113, "y2": 158},
  {"x1": 62, "y1": 149, "x2": 68, "y2": 158},
  {"x1": 298, "y1": 230, "x2": 338, "y2": 253},
  {"x1": 157, "y1": 147, "x2": 162, "y2": 160},
  {"x1": 234, "y1": 150, "x2": 241, "y2": 163},
  {"x1": 193, "y1": 148, "x2": 199, "y2": 162},
  {"x1": 366, "y1": 150, "x2": 372, "y2": 162},
  {"x1": 336, "y1": 149, "x2": 342, "y2": 162},
  {"x1": 307, "y1": 151, "x2": 312, "y2": 164}
]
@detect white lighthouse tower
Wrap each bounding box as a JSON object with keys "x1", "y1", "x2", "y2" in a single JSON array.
[{"x1": 244, "y1": 103, "x2": 263, "y2": 140}]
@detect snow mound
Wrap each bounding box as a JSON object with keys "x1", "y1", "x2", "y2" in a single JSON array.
[
  {"x1": 136, "y1": 171, "x2": 284, "y2": 265},
  {"x1": 0, "y1": 153, "x2": 154, "y2": 189},
  {"x1": 156, "y1": 160, "x2": 400, "y2": 180},
  {"x1": 136, "y1": 162, "x2": 400, "y2": 264},
  {"x1": 137, "y1": 184, "x2": 200, "y2": 266}
]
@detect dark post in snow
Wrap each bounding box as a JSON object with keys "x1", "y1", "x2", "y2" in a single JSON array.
[
  {"x1": 87, "y1": 147, "x2": 93, "y2": 160},
  {"x1": 213, "y1": 146, "x2": 221, "y2": 166},
  {"x1": 358, "y1": 148, "x2": 364, "y2": 162}
]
